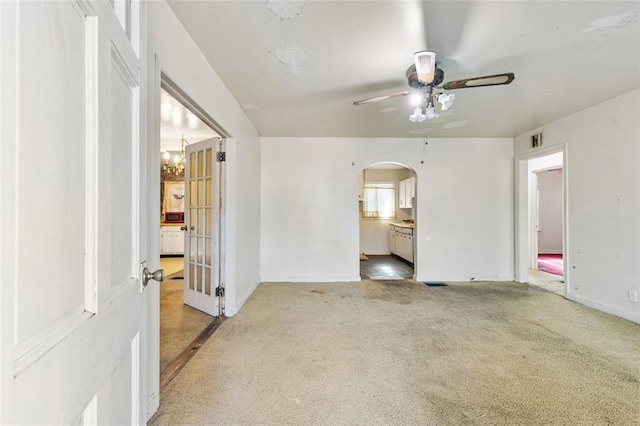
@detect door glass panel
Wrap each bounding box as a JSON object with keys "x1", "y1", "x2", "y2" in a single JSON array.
[
  {"x1": 197, "y1": 150, "x2": 204, "y2": 177},
  {"x1": 190, "y1": 152, "x2": 196, "y2": 178},
  {"x1": 205, "y1": 208, "x2": 212, "y2": 236},
  {"x1": 189, "y1": 181, "x2": 196, "y2": 206},
  {"x1": 205, "y1": 178, "x2": 212, "y2": 205},
  {"x1": 205, "y1": 237, "x2": 212, "y2": 266},
  {"x1": 189, "y1": 236, "x2": 196, "y2": 262},
  {"x1": 189, "y1": 263, "x2": 195, "y2": 290},
  {"x1": 198, "y1": 179, "x2": 205, "y2": 206},
  {"x1": 204, "y1": 267, "x2": 211, "y2": 296},
  {"x1": 197, "y1": 236, "x2": 204, "y2": 263},
  {"x1": 206, "y1": 148, "x2": 212, "y2": 176},
  {"x1": 190, "y1": 208, "x2": 196, "y2": 232}
]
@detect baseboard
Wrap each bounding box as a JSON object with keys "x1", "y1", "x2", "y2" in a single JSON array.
[
  {"x1": 539, "y1": 251, "x2": 563, "y2": 255},
  {"x1": 567, "y1": 294, "x2": 639, "y2": 324},
  {"x1": 361, "y1": 250, "x2": 391, "y2": 255},
  {"x1": 415, "y1": 275, "x2": 515, "y2": 283},
  {"x1": 227, "y1": 280, "x2": 261, "y2": 317},
  {"x1": 260, "y1": 276, "x2": 361, "y2": 283},
  {"x1": 146, "y1": 391, "x2": 159, "y2": 422}
]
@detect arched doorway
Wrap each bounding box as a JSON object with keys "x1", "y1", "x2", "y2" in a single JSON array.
[{"x1": 358, "y1": 162, "x2": 417, "y2": 280}]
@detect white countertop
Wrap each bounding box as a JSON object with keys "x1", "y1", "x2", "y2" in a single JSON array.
[{"x1": 390, "y1": 222, "x2": 415, "y2": 229}]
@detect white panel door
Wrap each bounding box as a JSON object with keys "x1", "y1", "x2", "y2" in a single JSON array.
[
  {"x1": 1, "y1": 0, "x2": 147, "y2": 424},
  {"x1": 183, "y1": 138, "x2": 224, "y2": 316}
]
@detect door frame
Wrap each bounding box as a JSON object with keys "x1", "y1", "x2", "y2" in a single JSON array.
[
  {"x1": 514, "y1": 144, "x2": 569, "y2": 296},
  {"x1": 145, "y1": 62, "x2": 229, "y2": 420}
]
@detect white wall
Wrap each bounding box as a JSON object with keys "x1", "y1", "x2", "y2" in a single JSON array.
[
  {"x1": 537, "y1": 170, "x2": 563, "y2": 254},
  {"x1": 359, "y1": 168, "x2": 413, "y2": 255},
  {"x1": 515, "y1": 89, "x2": 640, "y2": 323},
  {"x1": 261, "y1": 137, "x2": 514, "y2": 282},
  {"x1": 147, "y1": 1, "x2": 261, "y2": 315}
]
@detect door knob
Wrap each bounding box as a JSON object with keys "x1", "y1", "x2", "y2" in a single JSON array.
[
  {"x1": 180, "y1": 226, "x2": 187, "y2": 231},
  {"x1": 142, "y1": 267, "x2": 164, "y2": 287}
]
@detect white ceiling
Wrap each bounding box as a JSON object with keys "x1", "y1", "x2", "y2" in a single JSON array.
[
  {"x1": 160, "y1": 88, "x2": 219, "y2": 151},
  {"x1": 166, "y1": 1, "x2": 639, "y2": 138}
]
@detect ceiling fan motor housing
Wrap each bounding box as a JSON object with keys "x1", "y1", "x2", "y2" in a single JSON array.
[{"x1": 406, "y1": 64, "x2": 444, "y2": 88}]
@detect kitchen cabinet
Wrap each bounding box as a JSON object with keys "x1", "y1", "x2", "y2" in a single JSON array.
[
  {"x1": 161, "y1": 225, "x2": 185, "y2": 255},
  {"x1": 398, "y1": 176, "x2": 415, "y2": 209},
  {"x1": 389, "y1": 224, "x2": 414, "y2": 264},
  {"x1": 388, "y1": 227, "x2": 396, "y2": 254}
]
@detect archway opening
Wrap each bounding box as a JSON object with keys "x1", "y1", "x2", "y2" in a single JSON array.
[{"x1": 358, "y1": 162, "x2": 417, "y2": 280}]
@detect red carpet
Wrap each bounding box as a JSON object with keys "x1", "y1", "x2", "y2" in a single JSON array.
[{"x1": 538, "y1": 254, "x2": 563, "y2": 276}]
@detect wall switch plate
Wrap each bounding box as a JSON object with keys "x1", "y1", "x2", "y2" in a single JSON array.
[{"x1": 629, "y1": 290, "x2": 638, "y2": 303}]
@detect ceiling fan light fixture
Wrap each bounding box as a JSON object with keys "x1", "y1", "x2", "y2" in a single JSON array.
[
  {"x1": 414, "y1": 51, "x2": 436, "y2": 84},
  {"x1": 425, "y1": 105, "x2": 438, "y2": 119},
  {"x1": 437, "y1": 93, "x2": 455, "y2": 111},
  {"x1": 409, "y1": 92, "x2": 423, "y2": 107},
  {"x1": 409, "y1": 107, "x2": 426, "y2": 123}
]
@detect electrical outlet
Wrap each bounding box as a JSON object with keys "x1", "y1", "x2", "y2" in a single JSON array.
[{"x1": 629, "y1": 290, "x2": 638, "y2": 303}]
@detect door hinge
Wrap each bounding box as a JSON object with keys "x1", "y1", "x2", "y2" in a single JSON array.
[
  {"x1": 216, "y1": 151, "x2": 226, "y2": 162},
  {"x1": 215, "y1": 287, "x2": 225, "y2": 297}
]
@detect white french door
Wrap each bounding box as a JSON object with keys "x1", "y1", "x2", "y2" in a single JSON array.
[
  {"x1": 183, "y1": 138, "x2": 225, "y2": 316},
  {"x1": 1, "y1": 0, "x2": 148, "y2": 423}
]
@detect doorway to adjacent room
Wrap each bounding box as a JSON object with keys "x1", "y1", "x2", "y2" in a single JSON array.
[
  {"x1": 157, "y1": 77, "x2": 227, "y2": 385},
  {"x1": 516, "y1": 149, "x2": 566, "y2": 296},
  {"x1": 358, "y1": 162, "x2": 417, "y2": 280}
]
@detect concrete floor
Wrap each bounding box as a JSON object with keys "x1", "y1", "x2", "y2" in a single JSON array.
[
  {"x1": 160, "y1": 273, "x2": 214, "y2": 372},
  {"x1": 150, "y1": 279, "x2": 639, "y2": 425},
  {"x1": 160, "y1": 256, "x2": 185, "y2": 278}
]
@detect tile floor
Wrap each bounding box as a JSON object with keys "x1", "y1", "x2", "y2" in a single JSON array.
[{"x1": 360, "y1": 255, "x2": 414, "y2": 280}]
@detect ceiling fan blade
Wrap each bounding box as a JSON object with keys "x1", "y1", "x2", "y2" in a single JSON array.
[
  {"x1": 442, "y1": 73, "x2": 515, "y2": 90},
  {"x1": 353, "y1": 91, "x2": 409, "y2": 106}
]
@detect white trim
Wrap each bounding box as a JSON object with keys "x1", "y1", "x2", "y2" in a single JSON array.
[
  {"x1": 144, "y1": 52, "x2": 162, "y2": 422},
  {"x1": 130, "y1": 333, "x2": 140, "y2": 425},
  {"x1": 14, "y1": 308, "x2": 93, "y2": 376},
  {"x1": 260, "y1": 276, "x2": 361, "y2": 283},
  {"x1": 82, "y1": 394, "x2": 98, "y2": 425},
  {"x1": 226, "y1": 279, "x2": 260, "y2": 317},
  {"x1": 567, "y1": 294, "x2": 640, "y2": 324},
  {"x1": 84, "y1": 15, "x2": 99, "y2": 313}
]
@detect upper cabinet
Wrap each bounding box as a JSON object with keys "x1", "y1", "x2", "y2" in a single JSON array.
[{"x1": 398, "y1": 176, "x2": 415, "y2": 209}]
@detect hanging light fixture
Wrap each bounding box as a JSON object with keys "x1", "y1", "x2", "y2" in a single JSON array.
[
  {"x1": 437, "y1": 93, "x2": 455, "y2": 111},
  {"x1": 162, "y1": 136, "x2": 188, "y2": 176},
  {"x1": 413, "y1": 51, "x2": 436, "y2": 84},
  {"x1": 409, "y1": 107, "x2": 426, "y2": 123}
]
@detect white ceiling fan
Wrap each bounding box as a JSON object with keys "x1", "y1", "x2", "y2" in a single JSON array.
[{"x1": 354, "y1": 51, "x2": 515, "y2": 122}]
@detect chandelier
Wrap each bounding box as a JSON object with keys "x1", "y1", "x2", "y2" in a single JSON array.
[{"x1": 163, "y1": 136, "x2": 188, "y2": 176}]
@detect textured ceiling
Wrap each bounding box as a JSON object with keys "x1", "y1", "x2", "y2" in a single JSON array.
[{"x1": 167, "y1": 1, "x2": 639, "y2": 138}]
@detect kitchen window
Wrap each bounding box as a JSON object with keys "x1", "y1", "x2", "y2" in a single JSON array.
[{"x1": 362, "y1": 183, "x2": 396, "y2": 219}]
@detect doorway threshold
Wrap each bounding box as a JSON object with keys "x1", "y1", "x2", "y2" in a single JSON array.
[{"x1": 159, "y1": 316, "x2": 226, "y2": 391}]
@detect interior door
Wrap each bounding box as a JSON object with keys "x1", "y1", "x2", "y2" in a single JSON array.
[
  {"x1": 1, "y1": 1, "x2": 147, "y2": 423},
  {"x1": 183, "y1": 138, "x2": 224, "y2": 316}
]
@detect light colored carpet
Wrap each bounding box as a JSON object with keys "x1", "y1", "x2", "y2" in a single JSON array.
[
  {"x1": 150, "y1": 280, "x2": 640, "y2": 425},
  {"x1": 529, "y1": 268, "x2": 565, "y2": 296},
  {"x1": 160, "y1": 277, "x2": 214, "y2": 372}
]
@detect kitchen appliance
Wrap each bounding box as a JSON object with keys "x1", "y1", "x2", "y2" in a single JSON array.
[{"x1": 164, "y1": 211, "x2": 184, "y2": 223}]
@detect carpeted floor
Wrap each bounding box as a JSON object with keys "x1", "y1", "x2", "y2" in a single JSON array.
[{"x1": 150, "y1": 280, "x2": 640, "y2": 425}]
